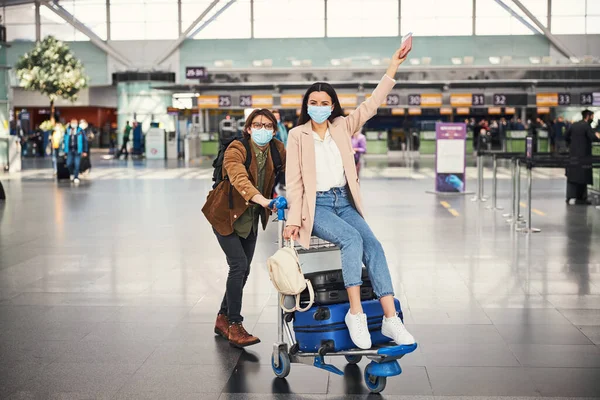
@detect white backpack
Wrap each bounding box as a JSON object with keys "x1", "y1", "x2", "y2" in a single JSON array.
[{"x1": 267, "y1": 241, "x2": 314, "y2": 313}]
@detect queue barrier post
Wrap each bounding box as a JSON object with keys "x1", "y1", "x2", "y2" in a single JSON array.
[
  {"x1": 471, "y1": 154, "x2": 488, "y2": 202},
  {"x1": 517, "y1": 163, "x2": 541, "y2": 234},
  {"x1": 486, "y1": 154, "x2": 503, "y2": 211}
]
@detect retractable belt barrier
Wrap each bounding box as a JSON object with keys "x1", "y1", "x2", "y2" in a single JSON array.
[
  {"x1": 514, "y1": 155, "x2": 600, "y2": 233},
  {"x1": 473, "y1": 149, "x2": 600, "y2": 233}
]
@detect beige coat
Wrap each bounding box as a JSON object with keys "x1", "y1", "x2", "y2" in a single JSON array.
[{"x1": 286, "y1": 75, "x2": 396, "y2": 249}]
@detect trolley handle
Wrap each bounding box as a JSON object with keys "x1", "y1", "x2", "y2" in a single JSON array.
[{"x1": 269, "y1": 196, "x2": 288, "y2": 221}]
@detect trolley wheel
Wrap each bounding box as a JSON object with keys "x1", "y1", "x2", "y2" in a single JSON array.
[
  {"x1": 345, "y1": 354, "x2": 362, "y2": 364},
  {"x1": 364, "y1": 368, "x2": 387, "y2": 393},
  {"x1": 271, "y1": 350, "x2": 291, "y2": 379}
]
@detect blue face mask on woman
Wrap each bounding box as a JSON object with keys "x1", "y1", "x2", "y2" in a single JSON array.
[
  {"x1": 307, "y1": 105, "x2": 332, "y2": 124},
  {"x1": 251, "y1": 128, "x2": 274, "y2": 146}
]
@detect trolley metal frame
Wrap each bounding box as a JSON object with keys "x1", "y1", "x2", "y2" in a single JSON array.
[{"x1": 269, "y1": 196, "x2": 417, "y2": 393}]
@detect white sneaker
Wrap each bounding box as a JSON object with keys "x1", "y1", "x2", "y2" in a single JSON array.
[
  {"x1": 70, "y1": 175, "x2": 74, "y2": 181},
  {"x1": 73, "y1": 178, "x2": 80, "y2": 184},
  {"x1": 381, "y1": 315, "x2": 416, "y2": 345},
  {"x1": 345, "y1": 310, "x2": 372, "y2": 349}
]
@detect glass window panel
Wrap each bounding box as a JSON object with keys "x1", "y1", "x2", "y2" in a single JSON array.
[
  {"x1": 586, "y1": 16, "x2": 600, "y2": 33},
  {"x1": 328, "y1": 0, "x2": 396, "y2": 20},
  {"x1": 550, "y1": 16, "x2": 586, "y2": 34},
  {"x1": 111, "y1": 22, "x2": 145, "y2": 40},
  {"x1": 402, "y1": 16, "x2": 472, "y2": 36},
  {"x1": 551, "y1": 0, "x2": 585, "y2": 16},
  {"x1": 145, "y1": 2, "x2": 178, "y2": 21},
  {"x1": 5, "y1": 4, "x2": 36, "y2": 24},
  {"x1": 42, "y1": 23, "x2": 77, "y2": 41},
  {"x1": 146, "y1": 20, "x2": 178, "y2": 39},
  {"x1": 328, "y1": 18, "x2": 397, "y2": 37},
  {"x1": 327, "y1": 0, "x2": 397, "y2": 37},
  {"x1": 476, "y1": 0, "x2": 505, "y2": 17},
  {"x1": 254, "y1": 0, "x2": 323, "y2": 38},
  {"x1": 403, "y1": 0, "x2": 472, "y2": 18},
  {"x1": 476, "y1": 16, "x2": 512, "y2": 35},
  {"x1": 194, "y1": 1, "x2": 251, "y2": 39},
  {"x1": 110, "y1": 4, "x2": 145, "y2": 22},
  {"x1": 6, "y1": 24, "x2": 36, "y2": 41},
  {"x1": 588, "y1": 1, "x2": 600, "y2": 15}
]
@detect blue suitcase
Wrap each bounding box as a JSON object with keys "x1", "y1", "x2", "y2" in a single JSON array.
[{"x1": 293, "y1": 298, "x2": 403, "y2": 353}]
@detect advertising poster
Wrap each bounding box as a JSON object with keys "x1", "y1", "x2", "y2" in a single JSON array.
[{"x1": 435, "y1": 122, "x2": 467, "y2": 193}]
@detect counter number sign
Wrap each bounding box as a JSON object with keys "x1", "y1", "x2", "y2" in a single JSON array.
[
  {"x1": 386, "y1": 94, "x2": 400, "y2": 106},
  {"x1": 558, "y1": 93, "x2": 571, "y2": 106},
  {"x1": 218, "y1": 95, "x2": 232, "y2": 107},
  {"x1": 493, "y1": 94, "x2": 507, "y2": 106},
  {"x1": 580, "y1": 93, "x2": 593, "y2": 105},
  {"x1": 239, "y1": 95, "x2": 252, "y2": 107},
  {"x1": 185, "y1": 67, "x2": 207, "y2": 80},
  {"x1": 472, "y1": 94, "x2": 485, "y2": 106},
  {"x1": 408, "y1": 94, "x2": 421, "y2": 106}
]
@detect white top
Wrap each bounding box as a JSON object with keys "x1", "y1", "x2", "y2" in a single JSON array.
[{"x1": 313, "y1": 129, "x2": 347, "y2": 192}]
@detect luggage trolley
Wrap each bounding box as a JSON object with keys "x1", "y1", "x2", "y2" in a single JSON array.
[{"x1": 269, "y1": 196, "x2": 417, "y2": 394}]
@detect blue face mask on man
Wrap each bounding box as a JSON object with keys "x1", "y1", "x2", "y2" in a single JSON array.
[
  {"x1": 251, "y1": 128, "x2": 274, "y2": 146},
  {"x1": 307, "y1": 105, "x2": 332, "y2": 124}
]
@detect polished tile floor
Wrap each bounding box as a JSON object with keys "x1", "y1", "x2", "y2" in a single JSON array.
[{"x1": 0, "y1": 156, "x2": 599, "y2": 399}]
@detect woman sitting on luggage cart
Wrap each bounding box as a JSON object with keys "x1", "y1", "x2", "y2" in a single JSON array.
[
  {"x1": 284, "y1": 46, "x2": 415, "y2": 350},
  {"x1": 203, "y1": 109, "x2": 285, "y2": 348}
]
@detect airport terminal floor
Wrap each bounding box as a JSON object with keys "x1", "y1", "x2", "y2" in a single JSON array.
[{"x1": 1, "y1": 154, "x2": 599, "y2": 399}]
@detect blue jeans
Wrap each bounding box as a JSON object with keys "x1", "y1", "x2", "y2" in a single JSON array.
[
  {"x1": 52, "y1": 149, "x2": 60, "y2": 172},
  {"x1": 311, "y1": 187, "x2": 394, "y2": 298},
  {"x1": 66, "y1": 151, "x2": 81, "y2": 179}
]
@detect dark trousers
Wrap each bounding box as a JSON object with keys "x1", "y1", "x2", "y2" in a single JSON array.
[
  {"x1": 66, "y1": 151, "x2": 81, "y2": 180},
  {"x1": 214, "y1": 229, "x2": 258, "y2": 323},
  {"x1": 567, "y1": 181, "x2": 588, "y2": 202},
  {"x1": 119, "y1": 141, "x2": 129, "y2": 158}
]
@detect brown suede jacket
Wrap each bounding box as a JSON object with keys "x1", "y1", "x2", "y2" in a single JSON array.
[{"x1": 202, "y1": 139, "x2": 286, "y2": 236}]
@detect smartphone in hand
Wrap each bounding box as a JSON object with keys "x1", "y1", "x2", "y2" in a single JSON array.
[{"x1": 399, "y1": 32, "x2": 413, "y2": 59}]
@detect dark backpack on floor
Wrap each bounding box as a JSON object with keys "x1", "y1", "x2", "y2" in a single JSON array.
[{"x1": 211, "y1": 137, "x2": 283, "y2": 206}]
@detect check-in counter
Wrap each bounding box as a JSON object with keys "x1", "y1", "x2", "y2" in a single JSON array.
[
  {"x1": 537, "y1": 130, "x2": 549, "y2": 153},
  {"x1": 505, "y1": 130, "x2": 528, "y2": 152},
  {"x1": 365, "y1": 131, "x2": 388, "y2": 155},
  {"x1": 199, "y1": 132, "x2": 219, "y2": 156},
  {"x1": 419, "y1": 131, "x2": 436, "y2": 155},
  {"x1": 591, "y1": 143, "x2": 600, "y2": 197}
]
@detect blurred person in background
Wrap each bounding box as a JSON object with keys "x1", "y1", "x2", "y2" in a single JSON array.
[
  {"x1": 63, "y1": 118, "x2": 88, "y2": 184},
  {"x1": 79, "y1": 119, "x2": 92, "y2": 175},
  {"x1": 553, "y1": 116, "x2": 568, "y2": 153},
  {"x1": 565, "y1": 110, "x2": 600, "y2": 205},
  {"x1": 51, "y1": 124, "x2": 63, "y2": 175},
  {"x1": 118, "y1": 121, "x2": 131, "y2": 159},
  {"x1": 352, "y1": 129, "x2": 367, "y2": 176}
]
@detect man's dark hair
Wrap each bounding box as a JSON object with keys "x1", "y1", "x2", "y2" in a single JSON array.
[
  {"x1": 243, "y1": 109, "x2": 278, "y2": 138},
  {"x1": 298, "y1": 82, "x2": 344, "y2": 125},
  {"x1": 582, "y1": 109, "x2": 594, "y2": 120}
]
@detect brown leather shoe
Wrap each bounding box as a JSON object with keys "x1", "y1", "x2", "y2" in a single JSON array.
[
  {"x1": 214, "y1": 314, "x2": 229, "y2": 339},
  {"x1": 228, "y1": 322, "x2": 261, "y2": 348}
]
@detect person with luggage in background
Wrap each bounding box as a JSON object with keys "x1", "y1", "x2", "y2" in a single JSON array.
[
  {"x1": 352, "y1": 129, "x2": 367, "y2": 177},
  {"x1": 63, "y1": 118, "x2": 88, "y2": 185},
  {"x1": 202, "y1": 109, "x2": 285, "y2": 348},
  {"x1": 51, "y1": 125, "x2": 63, "y2": 176},
  {"x1": 284, "y1": 44, "x2": 415, "y2": 350}
]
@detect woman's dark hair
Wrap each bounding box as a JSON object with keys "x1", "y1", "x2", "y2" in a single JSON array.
[
  {"x1": 243, "y1": 108, "x2": 278, "y2": 138},
  {"x1": 298, "y1": 82, "x2": 344, "y2": 125}
]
